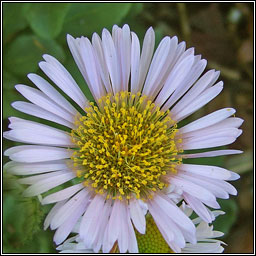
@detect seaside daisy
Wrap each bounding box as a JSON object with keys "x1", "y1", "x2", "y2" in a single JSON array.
[{"x1": 4, "y1": 24, "x2": 242, "y2": 253}]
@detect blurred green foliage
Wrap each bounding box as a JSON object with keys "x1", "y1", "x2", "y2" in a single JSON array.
[{"x1": 3, "y1": 2, "x2": 253, "y2": 253}]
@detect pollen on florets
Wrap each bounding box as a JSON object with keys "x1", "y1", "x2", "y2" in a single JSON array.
[{"x1": 70, "y1": 91, "x2": 182, "y2": 200}]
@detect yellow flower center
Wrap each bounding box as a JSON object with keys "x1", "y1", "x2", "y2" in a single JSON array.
[{"x1": 70, "y1": 91, "x2": 182, "y2": 200}]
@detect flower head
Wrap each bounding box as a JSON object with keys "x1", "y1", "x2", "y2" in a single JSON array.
[{"x1": 4, "y1": 24, "x2": 242, "y2": 253}]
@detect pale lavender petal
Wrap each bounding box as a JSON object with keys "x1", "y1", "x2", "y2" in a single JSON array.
[
  {"x1": 178, "y1": 149, "x2": 243, "y2": 159},
  {"x1": 4, "y1": 160, "x2": 69, "y2": 175},
  {"x1": 80, "y1": 194, "x2": 105, "y2": 247},
  {"x1": 138, "y1": 27, "x2": 155, "y2": 91},
  {"x1": 130, "y1": 32, "x2": 140, "y2": 93},
  {"x1": 92, "y1": 33, "x2": 113, "y2": 94},
  {"x1": 169, "y1": 176, "x2": 219, "y2": 208},
  {"x1": 11, "y1": 101, "x2": 75, "y2": 129},
  {"x1": 39, "y1": 55, "x2": 89, "y2": 110},
  {"x1": 54, "y1": 194, "x2": 89, "y2": 245},
  {"x1": 50, "y1": 189, "x2": 90, "y2": 230},
  {"x1": 120, "y1": 24, "x2": 131, "y2": 91},
  {"x1": 44, "y1": 200, "x2": 68, "y2": 230},
  {"x1": 18, "y1": 170, "x2": 68, "y2": 184},
  {"x1": 177, "y1": 164, "x2": 233, "y2": 180},
  {"x1": 22, "y1": 171, "x2": 75, "y2": 197},
  {"x1": 42, "y1": 183, "x2": 84, "y2": 205},
  {"x1": 80, "y1": 37, "x2": 106, "y2": 99},
  {"x1": 155, "y1": 54, "x2": 194, "y2": 106},
  {"x1": 173, "y1": 82, "x2": 224, "y2": 122},
  {"x1": 177, "y1": 172, "x2": 229, "y2": 199},
  {"x1": 179, "y1": 108, "x2": 237, "y2": 134},
  {"x1": 15, "y1": 84, "x2": 75, "y2": 123},
  {"x1": 4, "y1": 145, "x2": 73, "y2": 163},
  {"x1": 27, "y1": 73, "x2": 78, "y2": 116},
  {"x1": 102, "y1": 199, "x2": 122, "y2": 253},
  {"x1": 102, "y1": 28, "x2": 121, "y2": 94},
  {"x1": 4, "y1": 117, "x2": 74, "y2": 147},
  {"x1": 129, "y1": 198, "x2": 146, "y2": 234},
  {"x1": 127, "y1": 210, "x2": 139, "y2": 253}
]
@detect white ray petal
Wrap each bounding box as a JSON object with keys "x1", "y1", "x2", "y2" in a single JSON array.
[
  {"x1": 177, "y1": 164, "x2": 233, "y2": 180},
  {"x1": 155, "y1": 54, "x2": 194, "y2": 106},
  {"x1": 11, "y1": 101, "x2": 75, "y2": 129},
  {"x1": 177, "y1": 172, "x2": 229, "y2": 199},
  {"x1": 39, "y1": 55, "x2": 88, "y2": 110},
  {"x1": 180, "y1": 118, "x2": 244, "y2": 139},
  {"x1": 50, "y1": 189, "x2": 90, "y2": 230},
  {"x1": 44, "y1": 200, "x2": 68, "y2": 230},
  {"x1": 15, "y1": 84, "x2": 75, "y2": 123},
  {"x1": 42, "y1": 183, "x2": 84, "y2": 205},
  {"x1": 142, "y1": 36, "x2": 171, "y2": 97},
  {"x1": 173, "y1": 83, "x2": 224, "y2": 122},
  {"x1": 171, "y1": 69, "x2": 218, "y2": 114},
  {"x1": 169, "y1": 176, "x2": 219, "y2": 208},
  {"x1": 4, "y1": 145, "x2": 73, "y2": 163},
  {"x1": 178, "y1": 149, "x2": 243, "y2": 159},
  {"x1": 138, "y1": 27, "x2": 155, "y2": 92},
  {"x1": 129, "y1": 198, "x2": 146, "y2": 234},
  {"x1": 127, "y1": 210, "x2": 139, "y2": 253},
  {"x1": 102, "y1": 28, "x2": 121, "y2": 94},
  {"x1": 153, "y1": 194, "x2": 196, "y2": 234},
  {"x1": 67, "y1": 34, "x2": 91, "y2": 85},
  {"x1": 54, "y1": 196, "x2": 88, "y2": 245},
  {"x1": 161, "y1": 56, "x2": 207, "y2": 111},
  {"x1": 181, "y1": 129, "x2": 242, "y2": 150},
  {"x1": 23, "y1": 171, "x2": 75, "y2": 197},
  {"x1": 102, "y1": 199, "x2": 122, "y2": 253},
  {"x1": 120, "y1": 24, "x2": 131, "y2": 91},
  {"x1": 130, "y1": 32, "x2": 141, "y2": 93},
  {"x1": 28, "y1": 73, "x2": 77, "y2": 116},
  {"x1": 92, "y1": 33, "x2": 113, "y2": 94},
  {"x1": 80, "y1": 37, "x2": 106, "y2": 99},
  {"x1": 18, "y1": 170, "x2": 68, "y2": 184},
  {"x1": 80, "y1": 195, "x2": 105, "y2": 246},
  {"x1": 92, "y1": 200, "x2": 112, "y2": 253},
  {"x1": 179, "y1": 108, "x2": 236, "y2": 133},
  {"x1": 4, "y1": 117, "x2": 74, "y2": 147},
  {"x1": 118, "y1": 203, "x2": 129, "y2": 253},
  {"x1": 4, "y1": 160, "x2": 69, "y2": 175},
  {"x1": 184, "y1": 193, "x2": 214, "y2": 223}
]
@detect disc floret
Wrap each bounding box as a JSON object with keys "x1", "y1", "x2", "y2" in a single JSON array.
[{"x1": 70, "y1": 91, "x2": 182, "y2": 200}]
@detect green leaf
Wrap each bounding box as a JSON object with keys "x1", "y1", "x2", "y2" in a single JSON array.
[
  {"x1": 4, "y1": 34, "x2": 65, "y2": 77},
  {"x1": 24, "y1": 3, "x2": 70, "y2": 39},
  {"x1": 126, "y1": 3, "x2": 143, "y2": 18},
  {"x1": 3, "y1": 86, "x2": 42, "y2": 122},
  {"x1": 3, "y1": 172, "x2": 56, "y2": 253},
  {"x1": 3, "y1": 173, "x2": 45, "y2": 250},
  {"x1": 225, "y1": 150, "x2": 253, "y2": 174},
  {"x1": 61, "y1": 3, "x2": 132, "y2": 38},
  {"x1": 214, "y1": 199, "x2": 238, "y2": 236},
  {"x1": 3, "y1": 70, "x2": 19, "y2": 90},
  {"x1": 3, "y1": 3, "x2": 28, "y2": 43},
  {"x1": 3, "y1": 89, "x2": 25, "y2": 119}
]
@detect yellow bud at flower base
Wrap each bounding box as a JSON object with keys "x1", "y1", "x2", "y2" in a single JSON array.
[
  {"x1": 136, "y1": 215, "x2": 173, "y2": 253},
  {"x1": 70, "y1": 91, "x2": 182, "y2": 201}
]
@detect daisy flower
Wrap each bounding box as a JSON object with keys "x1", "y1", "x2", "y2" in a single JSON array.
[
  {"x1": 56, "y1": 204, "x2": 225, "y2": 253},
  {"x1": 4, "y1": 24, "x2": 242, "y2": 253}
]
